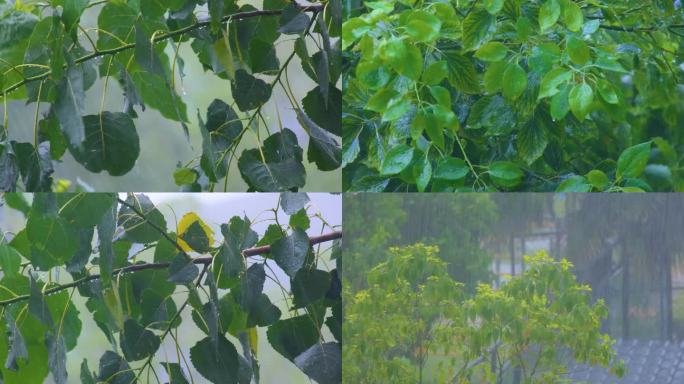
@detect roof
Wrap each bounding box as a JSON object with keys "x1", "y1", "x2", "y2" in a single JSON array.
[{"x1": 565, "y1": 339, "x2": 684, "y2": 383}]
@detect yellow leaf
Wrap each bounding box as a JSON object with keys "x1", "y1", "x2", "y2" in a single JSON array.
[
  {"x1": 247, "y1": 327, "x2": 258, "y2": 356},
  {"x1": 177, "y1": 212, "x2": 215, "y2": 252}
]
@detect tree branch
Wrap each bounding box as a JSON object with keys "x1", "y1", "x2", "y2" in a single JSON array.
[
  {"x1": 0, "y1": 3, "x2": 324, "y2": 97},
  {"x1": 0, "y1": 230, "x2": 341, "y2": 306}
]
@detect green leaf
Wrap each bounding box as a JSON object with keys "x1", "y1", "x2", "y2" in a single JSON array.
[
  {"x1": 249, "y1": 39, "x2": 279, "y2": 74},
  {"x1": 404, "y1": 11, "x2": 441, "y2": 43},
  {"x1": 246, "y1": 293, "x2": 282, "y2": 327},
  {"x1": 291, "y1": 269, "x2": 331, "y2": 308},
  {"x1": 154, "y1": 232, "x2": 178, "y2": 263},
  {"x1": 484, "y1": 0, "x2": 504, "y2": 14},
  {"x1": 280, "y1": 192, "x2": 310, "y2": 215},
  {"x1": 54, "y1": 65, "x2": 86, "y2": 148},
  {"x1": 80, "y1": 359, "x2": 96, "y2": 384},
  {"x1": 381, "y1": 144, "x2": 414, "y2": 175},
  {"x1": 97, "y1": 200, "x2": 116, "y2": 286},
  {"x1": 538, "y1": 67, "x2": 572, "y2": 99},
  {"x1": 168, "y1": 253, "x2": 199, "y2": 285},
  {"x1": 566, "y1": 35, "x2": 591, "y2": 65},
  {"x1": 26, "y1": 214, "x2": 78, "y2": 270},
  {"x1": 97, "y1": 351, "x2": 135, "y2": 384},
  {"x1": 562, "y1": 0, "x2": 584, "y2": 32},
  {"x1": 425, "y1": 112, "x2": 445, "y2": 150},
  {"x1": 294, "y1": 342, "x2": 342, "y2": 384},
  {"x1": 303, "y1": 86, "x2": 341, "y2": 136},
  {"x1": 297, "y1": 109, "x2": 341, "y2": 171},
  {"x1": 528, "y1": 43, "x2": 561, "y2": 73},
  {"x1": 380, "y1": 37, "x2": 422, "y2": 80},
  {"x1": 539, "y1": 0, "x2": 561, "y2": 32},
  {"x1": 231, "y1": 70, "x2": 272, "y2": 112},
  {"x1": 62, "y1": 0, "x2": 89, "y2": 33},
  {"x1": 131, "y1": 71, "x2": 189, "y2": 123},
  {"x1": 173, "y1": 168, "x2": 197, "y2": 186},
  {"x1": 208, "y1": 0, "x2": 224, "y2": 33},
  {"x1": 278, "y1": 3, "x2": 310, "y2": 34},
  {"x1": 0, "y1": 243, "x2": 22, "y2": 278},
  {"x1": 596, "y1": 79, "x2": 619, "y2": 104},
  {"x1": 444, "y1": 50, "x2": 480, "y2": 94},
  {"x1": 429, "y1": 86, "x2": 451, "y2": 108},
  {"x1": 68, "y1": 112, "x2": 139, "y2": 176},
  {"x1": 462, "y1": 8, "x2": 495, "y2": 51},
  {"x1": 568, "y1": 82, "x2": 593, "y2": 121},
  {"x1": 161, "y1": 363, "x2": 190, "y2": 384},
  {"x1": 237, "y1": 129, "x2": 306, "y2": 192},
  {"x1": 198, "y1": 99, "x2": 242, "y2": 182},
  {"x1": 58, "y1": 193, "x2": 116, "y2": 228},
  {"x1": 289, "y1": 209, "x2": 310, "y2": 230},
  {"x1": 257, "y1": 224, "x2": 285, "y2": 246},
  {"x1": 366, "y1": 88, "x2": 398, "y2": 113},
  {"x1": 134, "y1": 21, "x2": 166, "y2": 78},
  {"x1": 502, "y1": 62, "x2": 527, "y2": 100},
  {"x1": 422, "y1": 60, "x2": 448, "y2": 85},
  {"x1": 586, "y1": 169, "x2": 609, "y2": 190},
  {"x1": 117, "y1": 194, "x2": 167, "y2": 244},
  {"x1": 475, "y1": 42, "x2": 508, "y2": 62},
  {"x1": 46, "y1": 333, "x2": 67, "y2": 384},
  {"x1": 616, "y1": 141, "x2": 651, "y2": 180},
  {"x1": 4, "y1": 311, "x2": 28, "y2": 371},
  {"x1": 517, "y1": 115, "x2": 550, "y2": 164},
  {"x1": 239, "y1": 263, "x2": 265, "y2": 313},
  {"x1": 434, "y1": 158, "x2": 469, "y2": 181},
  {"x1": 271, "y1": 229, "x2": 309, "y2": 278},
  {"x1": 190, "y1": 336, "x2": 239, "y2": 384},
  {"x1": 414, "y1": 156, "x2": 432, "y2": 192},
  {"x1": 550, "y1": 84, "x2": 571, "y2": 121},
  {"x1": 489, "y1": 161, "x2": 523, "y2": 188},
  {"x1": 483, "y1": 61, "x2": 506, "y2": 93},
  {"x1": 466, "y1": 95, "x2": 515, "y2": 134},
  {"x1": 556, "y1": 175, "x2": 592, "y2": 192},
  {"x1": 120, "y1": 319, "x2": 160, "y2": 361},
  {"x1": 267, "y1": 314, "x2": 320, "y2": 361}
]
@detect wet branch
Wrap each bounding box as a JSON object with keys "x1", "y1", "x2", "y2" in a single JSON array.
[{"x1": 0, "y1": 230, "x2": 341, "y2": 306}]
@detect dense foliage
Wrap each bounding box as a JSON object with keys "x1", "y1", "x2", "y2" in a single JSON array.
[
  {"x1": 0, "y1": 0, "x2": 341, "y2": 192},
  {"x1": 0, "y1": 192, "x2": 341, "y2": 383},
  {"x1": 344, "y1": 244, "x2": 625, "y2": 383},
  {"x1": 342, "y1": 0, "x2": 684, "y2": 192}
]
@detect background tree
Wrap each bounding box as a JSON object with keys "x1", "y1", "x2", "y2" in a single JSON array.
[
  {"x1": 343, "y1": 193, "x2": 497, "y2": 292},
  {"x1": 0, "y1": 0, "x2": 341, "y2": 192},
  {"x1": 343, "y1": 244, "x2": 624, "y2": 384},
  {"x1": 0, "y1": 192, "x2": 341, "y2": 384},
  {"x1": 343, "y1": 0, "x2": 684, "y2": 192}
]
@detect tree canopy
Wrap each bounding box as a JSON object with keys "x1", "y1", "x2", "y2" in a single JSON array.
[
  {"x1": 0, "y1": 0, "x2": 341, "y2": 192},
  {"x1": 342, "y1": 0, "x2": 684, "y2": 192},
  {"x1": 343, "y1": 244, "x2": 625, "y2": 383},
  {"x1": 0, "y1": 192, "x2": 341, "y2": 383}
]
